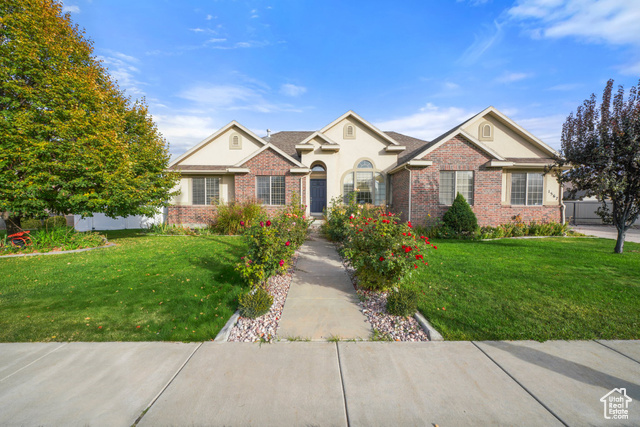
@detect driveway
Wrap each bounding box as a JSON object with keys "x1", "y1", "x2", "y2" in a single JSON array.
[{"x1": 571, "y1": 225, "x2": 640, "y2": 243}]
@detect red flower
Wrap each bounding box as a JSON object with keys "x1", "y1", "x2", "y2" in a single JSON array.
[
  {"x1": 404, "y1": 246, "x2": 412, "y2": 253},
  {"x1": 279, "y1": 259, "x2": 284, "y2": 266},
  {"x1": 416, "y1": 254, "x2": 423, "y2": 260},
  {"x1": 420, "y1": 236, "x2": 425, "y2": 239},
  {"x1": 414, "y1": 264, "x2": 418, "y2": 269},
  {"x1": 266, "y1": 220, "x2": 271, "y2": 226},
  {"x1": 402, "y1": 232, "x2": 406, "y2": 236},
  {"x1": 359, "y1": 229, "x2": 363, "y2": 232},
  {"x1": 136, "y1": 325, "x2": 141, "y2": 329},
  {"x1": 240, "y1": 221, "x2": 245, "y2": 227},
  {"x1": 260, "y1": 221, "x2": 264, "y2": 227},
  {"x1": 285, "y1": 241, "x2": 291, "y2": 246},
  {"x1": 98, "y1": 326, "x2": 102, "y2": 329},
  {"x1": 433, "y1": 245, "x2": 438, "y2": 250},
  {"x1": 408, "y1": 221, "x2": 412, "y2": 228},
  {"x1": 379, "y1": 256, "x2": 385, "y2": 262}
]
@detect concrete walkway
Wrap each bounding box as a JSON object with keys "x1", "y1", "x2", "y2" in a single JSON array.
[
  {"x1": 277, "y1": 233, "x2": 371, "y2": 340},
  {"x1": 1, "y1": 340, "x2": 638, "y2": 426},
  {"x1": 572, "y1": 224, "x2": 640, "y2": 243}
]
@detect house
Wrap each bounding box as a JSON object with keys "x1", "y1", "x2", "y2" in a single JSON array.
[{"x1": 167, "y1": 107, "x2": 564, "y2": 227}]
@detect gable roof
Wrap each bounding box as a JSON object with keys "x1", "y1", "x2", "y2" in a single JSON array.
[
  {"x1": 169, "y1": 120, "x2": 267, "y2": 168},
  {"x1": 400, "y1": 106, "x2": 559, "y2": 167},
  {"x1": 235, "y1": 143, "x2": 306, "y2": 168},
  {"x1": 320, "y1": 110, "x2": 401, "y2": 146},
  {"x1": 266, "y1": 131, "x2": 313, "y2": 161}
]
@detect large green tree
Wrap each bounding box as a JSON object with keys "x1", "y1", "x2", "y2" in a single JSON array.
[
  {"x1": 555, "y1": 79, "x2": 640, "y2": 253},
  {"x1": 0, "y1": 0, "x2": 178, "y2": 235}
]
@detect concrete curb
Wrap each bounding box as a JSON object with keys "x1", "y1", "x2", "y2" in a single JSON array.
[
  {"x1": 0, "y1": 243, "x2": 116, "y2": 258},
  {"x1": 414, "y1": 312, "x2": 444, "y2": 341},
  {"x1": 214, "y1": 311, "x2": 240, "y2": 342}
]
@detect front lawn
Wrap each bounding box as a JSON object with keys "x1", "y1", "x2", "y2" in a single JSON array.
[
  {"x1": 414, "y1": 237, "x2": 640, "y2": 341},
  {"x1": 0, "y1": 230, "x2": 247, "y2": 342}
]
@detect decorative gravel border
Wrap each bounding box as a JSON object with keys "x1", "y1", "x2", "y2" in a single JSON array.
[
  {"x1": 340, "y1": 256, "x2": 429, "y2": 342},
  {"x1": 227, "y1": 252, "x2": 299, "y2": 343}
]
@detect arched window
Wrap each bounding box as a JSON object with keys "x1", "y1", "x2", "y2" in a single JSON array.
[
  {"x1": 478, "y1": 122, "x2": 493, "y2": 141},
  {"x1": 311, "y1": 164, "x2": 326, "y2": 172},
  {"x1": 343, "y1": 124, "x2": 356, "y2": 139},
  {"x1": 229, "y1": 133, "x2": 242, "y2": 149},
  {"x1": 342, "y1": 159, "x2": 386, "y2": 205}
]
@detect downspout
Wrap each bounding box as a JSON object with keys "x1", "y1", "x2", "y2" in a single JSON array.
[
  {"x1": 405, "y1": 165, "x2": 412, "y2": 223},
  {"x1": 559, "y1": 180, "x2": 566, "y2": 225}
]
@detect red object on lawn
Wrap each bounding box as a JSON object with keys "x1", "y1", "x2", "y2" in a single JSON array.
[{"x1": 7, "y1": 230, "x2": 32, "y2": 248}]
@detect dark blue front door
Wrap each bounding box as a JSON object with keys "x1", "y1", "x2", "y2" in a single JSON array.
[{"x1": 310, "y1": 179, "x2": 327, "y2": 213}]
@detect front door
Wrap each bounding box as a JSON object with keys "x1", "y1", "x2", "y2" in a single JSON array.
[{"x1": 310, "y1": 179, "x2": 327, "y2": 213}]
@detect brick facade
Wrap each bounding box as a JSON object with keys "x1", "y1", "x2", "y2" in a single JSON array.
[
  {"x1": 236, "y1": 148, "x2": 306, "y2": 216},
  {"x1": 167, "y1": 205, "x2": 217, "y2": 226},
  {"x1": 168, "y1": 148, "x2": 307, "y2": 226},
  {"x1": 393, "y1": 136, "x2": 561, "y2": 227}
]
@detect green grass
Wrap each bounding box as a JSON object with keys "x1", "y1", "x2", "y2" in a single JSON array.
[
  {"x1": 413, "y1": 237, "x2": 640, "y2": 341},
  {"x1": 0, "y1": 230, "x2": 247, "y2": 342}
]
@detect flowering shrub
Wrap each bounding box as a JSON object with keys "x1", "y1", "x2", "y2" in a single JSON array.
[
  {"x1": 341, "y1": 210, "x2": 435, "y2": 290},
  {"x1": 208, "y1": 199, "x2": 264, "y2": 235},
  {"x1": 322, "y1": 194, "x2": 381, "y2": 242},
  {"x1": 235, "y1": 194, "x2": 311, "y2": 288}
]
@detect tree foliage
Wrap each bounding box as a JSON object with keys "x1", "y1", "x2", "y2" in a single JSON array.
[
  {"x1": 0, "y1": 0, "x2": 178, "y2": 234},
  {"x1": 555, "y1": 79, "x2": 640, "y2": 253}
]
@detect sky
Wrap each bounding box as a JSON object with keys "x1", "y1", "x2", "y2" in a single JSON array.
[{"x1": 61, "y1": 0, "x2": 640, "y2": 157}]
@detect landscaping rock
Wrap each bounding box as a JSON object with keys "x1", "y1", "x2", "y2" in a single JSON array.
[{"x1": 227, "y1": 253, "x2": 298, "y2": 343}]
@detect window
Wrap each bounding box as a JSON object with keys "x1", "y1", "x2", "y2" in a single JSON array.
[
  {"x1": 311, "y1": 164, "x2": 325, "y2": 172},
  {"x1": 342, "y1": 160, "x2": 385, "y2": 205},
  {"x1": 343, "y1": 124, "x2": 356, "y2": 139},
  {"x1": 257, "y1": 176, "x2": 285, "y2": 205},
  {"x1": 478, "y1": 122, "x2": 493, "y2": 141},
  {"x1": 511, "y1": 173, "x2": 543, "y2": 205},
  {"x1": 229, "y1": 133, "x2": 242, "y2": 149},
  {"x1": 192, "y1": 177, "x2": 220, "y2": 205},
  {"x1": 439, "y1": 171, "x2": 474, "y2": 205}
]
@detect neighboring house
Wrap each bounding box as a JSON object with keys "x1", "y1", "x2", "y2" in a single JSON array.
[{"x1": 167, "y1": 107, "x2": 564, "y2": 227}]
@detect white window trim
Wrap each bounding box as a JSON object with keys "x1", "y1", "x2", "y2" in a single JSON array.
[
  {"x1": 341, "y1": 160, "x2": 386, "y2": 206},
  {"x1": 439, "y1": 170, "x2": 474, "y2": 205}
]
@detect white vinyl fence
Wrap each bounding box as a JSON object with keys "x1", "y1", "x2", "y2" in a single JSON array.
[
  {"x1": 564, "y1": 201, "x2": 640, "y2": 226},
  {"x1": 74, "y1": 210, "x2": 165, "y2": 231}
]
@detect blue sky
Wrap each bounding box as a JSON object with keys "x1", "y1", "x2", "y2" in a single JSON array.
[{"x1": 61, "y1": 0, "x2": 640, "y2": 157}]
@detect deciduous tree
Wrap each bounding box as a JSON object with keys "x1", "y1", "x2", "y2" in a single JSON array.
[
  {"x1": 555, "y1": 79, "x2": 640, "y2": 253},
  {"x1": 0, "y1": 0, "x2": 178, "y2": 235}
]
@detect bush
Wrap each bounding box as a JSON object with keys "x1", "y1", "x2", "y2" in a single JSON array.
[
  {"x1": 322, "y1": 193, "x2": 380, "y2": 242},
  {"x1": 148, "y1": 223, "x2": 196, "y2": 235},
  {"x1": 442, "y1": 193, "x2": 478, "y2": 236},
  {"x1": 209, "y1": 199, "x2": 264, "y2": 235},
  {"x1": 238, "y1": 287, "x2": 273, "y2": 319},
  {"x1": 21, "y1": 218, "x2": 42, "y2": 230},
  {"x1": 386, "y1": 287, "x2": 420, "y2": 317},
  {"x1": 1, "y1": 227, "x2": 107, "y2": 254},
  {"x1": 341, "y1": 209, "x2": 434, "y2": 290},
  {"x1": 45, "y1": 216, "x2": 67, "y2": 229}
]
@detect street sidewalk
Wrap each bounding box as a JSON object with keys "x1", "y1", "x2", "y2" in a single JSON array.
[{"x1": 1, "y1": 340, "x2": 638, "y2": 426}]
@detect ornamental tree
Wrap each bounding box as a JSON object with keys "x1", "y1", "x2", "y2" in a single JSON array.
[
  {"x1": 0, "y1": 0, "x2": 178, "y2": 235},
  {"x1": 554, "y1": 79, "x2": 640, "y2": 253}
]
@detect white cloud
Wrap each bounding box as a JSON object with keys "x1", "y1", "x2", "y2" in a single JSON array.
[
  {"x1": 62, "y1": 5, "x2": 80, "y2": 13},
  {"x1": 206, "y1": 14, "x2": 213, "y2": 20},
  {"x1": 443, "y1": 81, "x2": 461, "y2": 90},
  {"x1": 513, "y1": 114, "x2": 566, "y2": 150},
  {"x1": 495, "y1": 72, "x2": 532, "y2": 83},
  {"x1": 509, "y1": 0, "x2": 640, "y2": 45},
  {"x1": 619, "y1": 60, "x2": 640, "y2": 76},
  {"x1": 457, "y1": 20, "x2": 503, "y2": 65},
  {"x1": 376, "y1": 103, "x2": 476, "y2": 140},
  {"x1": 178, "y1": 83, "x2": 303, "y2": 114},
  {"x1": 548, "y1": 83, "x2": 582, "y2": 91},
  {"x1": 152, "y1": 114, "x2": 219, "y2": 156},
  {"x1": 98, "y1": 52, "x2": 145, "y2": 96},
  {"x1": 280, "y1": 84, "x2": 307, "y2": 97}
]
